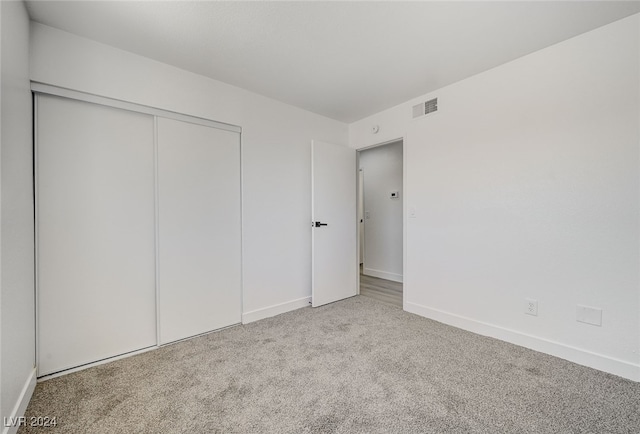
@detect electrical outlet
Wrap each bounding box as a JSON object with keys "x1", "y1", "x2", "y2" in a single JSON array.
[{"x1": 525, "y1": 298, "x2": 538, "y2": 316}]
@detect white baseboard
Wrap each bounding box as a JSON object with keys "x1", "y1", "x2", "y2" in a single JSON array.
[
  {"x1": 363, "y1": 267, "x2": 403, "y2": 283},
  {"x1": 2, "y1": 368, "x2": 37, "y2": 434},
  {"x1": 242, "y1": 296, "x2": 311, "y2": 324},
  {"x1": 405, "y1": 301, "x2": 640, "y2": 382}
]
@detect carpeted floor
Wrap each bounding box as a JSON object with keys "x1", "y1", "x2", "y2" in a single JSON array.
[{"x1": 20, "y1": 296, "x2": 640, "y2": 433}]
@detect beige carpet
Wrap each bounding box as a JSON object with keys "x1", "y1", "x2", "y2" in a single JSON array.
[{"x1": 20, "y1": 296, "x2": 640, "y2": 433}]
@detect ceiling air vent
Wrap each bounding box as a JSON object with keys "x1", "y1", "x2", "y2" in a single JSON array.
[{"x1": 412, "y1": 98, "x2": 438, "y2": 119}]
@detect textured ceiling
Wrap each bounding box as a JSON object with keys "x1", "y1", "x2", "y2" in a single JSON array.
[{"x1": 25, "y1": 1, "x2": 640, "y2": 123}]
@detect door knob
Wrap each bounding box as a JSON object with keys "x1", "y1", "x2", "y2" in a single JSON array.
[{"x1": 314, "y1": 222, "x2": 328, "y2": 227}]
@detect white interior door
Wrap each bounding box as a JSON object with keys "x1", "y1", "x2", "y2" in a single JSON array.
[
  {"x1": 157, "y1": 117, "x2": 242, "y2": 345},
  {"x1": 37, "y1": 95, "x2": 157, "y2": 376},
  {"x1": 311, "y1": 140, "x2": 358, "y2": 307}
]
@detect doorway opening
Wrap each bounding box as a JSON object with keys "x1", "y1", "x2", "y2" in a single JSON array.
[{"x1": 357, "y1": 139, "x2": 403, "y2": 308}]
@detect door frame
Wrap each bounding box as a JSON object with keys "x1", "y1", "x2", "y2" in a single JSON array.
[
  {"x1": 358, "y1": 169, "x2": 365, "y2": 268},
  {"x1": 355, "y1": 137, "x2": 405, "y2": 307}
]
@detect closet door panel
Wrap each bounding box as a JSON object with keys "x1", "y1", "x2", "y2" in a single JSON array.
[
  {"x1": 157, "y1": 118, "x2": 241, "y2": 345},
  {"x1": 37, "y1": 95, "x2": 156, "y2": 376}
]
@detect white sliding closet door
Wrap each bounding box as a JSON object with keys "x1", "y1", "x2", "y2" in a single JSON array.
[
  {"x1": 37, "y1": 95, "x2": 156, "y2": 376},
  {"x1": 157, "y1": 118, "x2": 241, "y2": 345}
]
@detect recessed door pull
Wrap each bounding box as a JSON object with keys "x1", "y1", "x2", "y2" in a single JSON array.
[{"x1": 314, "y1": 222, "x2": 328, "y2": 227}]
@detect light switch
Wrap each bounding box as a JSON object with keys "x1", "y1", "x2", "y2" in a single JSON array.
[{"x1": 409, "y1": 207, "x2": 416, "y2": 218}]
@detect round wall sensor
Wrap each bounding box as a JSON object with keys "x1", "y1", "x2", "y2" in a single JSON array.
[{"x1": 372, "y1": 125, "x2": 379, "y2": 134}]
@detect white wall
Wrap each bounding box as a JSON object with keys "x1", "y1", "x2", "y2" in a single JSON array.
[
  {"x1": 350, "y1": 14, "x2": 640, "y2": 381},
  {"x1": 29, "y1": 23, "x2": 348, "y2": 323},
  {"x1": 359, "y1": 141, "x2": 403, "y2": 282},
  {"x1": 1, "y1": 0, "x2": 36, "y2": 430}
]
